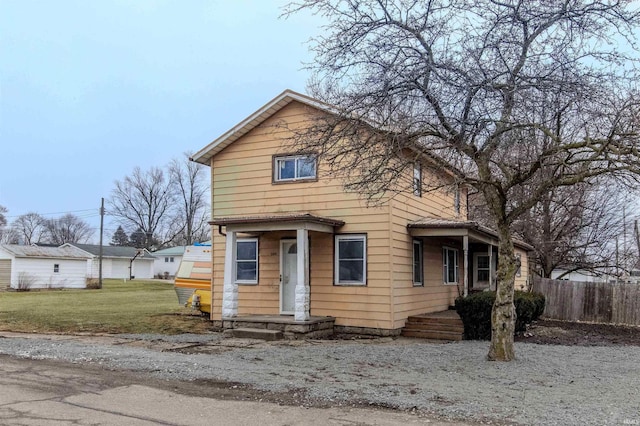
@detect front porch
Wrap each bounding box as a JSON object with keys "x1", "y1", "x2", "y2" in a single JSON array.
[
  {"x1": 211, "y1": 213, "x2": 345, "y2": 323},
  {"x1": 221, "y1": 315, "x2": 336, "y2": 340}
]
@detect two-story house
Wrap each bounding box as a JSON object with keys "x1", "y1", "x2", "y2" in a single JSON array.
[{"x1": 191, "y1": 90, "x2": 530, "y2": 337}]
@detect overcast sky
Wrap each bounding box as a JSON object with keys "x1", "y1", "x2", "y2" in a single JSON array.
[{"x1": 0, "y1": 0, "x2": 322, "y2": 241}]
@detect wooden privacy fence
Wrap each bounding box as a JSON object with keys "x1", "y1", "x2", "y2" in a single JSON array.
[{"x1": 532, "y1": 277, "x2": 640, "y2": 326}]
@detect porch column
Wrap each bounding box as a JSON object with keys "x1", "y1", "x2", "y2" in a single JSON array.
[
  {"x1": 294, "y1": 228, "x2": 310, "y2": 321},
  {"x1": 222, "y1": 230, "x2": 238, "y2": 318},
  {"x1": 463, "y1": 235, "x2": 469, "y2": 297},
  {"x1": 488, "y1": 243, "x2": 494, "y2": 291}
]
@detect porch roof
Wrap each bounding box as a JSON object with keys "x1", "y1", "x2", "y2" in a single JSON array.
[
  {"x1": 210, "y1": 213, "x2": 345, "y2": 233},
  {"x1": 407, "y1": 217, "x2": 533, "y2": 251}
]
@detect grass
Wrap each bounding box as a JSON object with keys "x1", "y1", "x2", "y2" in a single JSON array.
[{"x1": 0, "y1": 279, "x2": 213, "y2": 335}]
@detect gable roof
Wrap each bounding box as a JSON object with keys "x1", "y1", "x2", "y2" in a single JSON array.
[
  {"x1": 0, "y1": 244, "x2": 91, "y2": 260},
  {"x1": 64, "y1": 243, "x2": 155, "y2": 260},
  {"x1": 191, "y1": 89, "x2": 465, "y2": 181},
  {"x1": 191, "y1": 90, "x2": 334, "y2": 165},
  {"x1": 151, "y1": 246, "x2": 186, "y2": 256}
]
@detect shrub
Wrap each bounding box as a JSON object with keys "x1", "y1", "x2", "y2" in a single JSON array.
[
  {"x1": 455, "y1": 291, "x2": 546, "y2": 340},
  {"x1": 16, "y1": 272, "x2": 36, "y2": 291}
]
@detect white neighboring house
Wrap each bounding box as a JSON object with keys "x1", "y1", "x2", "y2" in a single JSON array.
[
  {"x1": 0, "y1": 244, "x2": 91, "y2": 289},
  {"x1": 62, "y1": 244, "x2": 155, "y2": 279},
  {"x1": 550, "y1": 268, "x2": 603, "y2": 283},
  {"x1": 151, "y1": 246, "x2": 185, "y2": 278}
]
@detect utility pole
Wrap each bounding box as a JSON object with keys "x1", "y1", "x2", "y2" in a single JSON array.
[{"x1": 98, "y1": 198, "x2": 104, "y2": 289}]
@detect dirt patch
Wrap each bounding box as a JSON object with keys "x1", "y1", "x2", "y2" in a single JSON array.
[{"x1": 516, "y1": 319, "x2": 640, "y2": 346}]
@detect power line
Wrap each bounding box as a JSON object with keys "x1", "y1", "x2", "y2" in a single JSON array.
[{"x1": 4, "y1": 208, "x2": 99, "y2": 219}]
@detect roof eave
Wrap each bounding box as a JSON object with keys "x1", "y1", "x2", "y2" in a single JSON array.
[{"x1": 191, "y1": 89, "x2": 331, "y2": 166}]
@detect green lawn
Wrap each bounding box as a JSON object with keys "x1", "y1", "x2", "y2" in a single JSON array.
[{"x1": 0, "y1": 280, "x2": 212, "y2": 334}]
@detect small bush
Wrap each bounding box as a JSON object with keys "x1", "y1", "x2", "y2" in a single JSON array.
[
  {"x1": 85, "y1": 278, "x2": 101, "y2": 289},
  {"x1": 16, "y1": 272, "x2": 36, "y2": 291},
  {"x1": 455, "y1": 291, "x2": 546, "y2": 340}
]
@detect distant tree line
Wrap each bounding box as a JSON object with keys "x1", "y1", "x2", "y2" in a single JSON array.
[
  {"x1": 0, "y1": 210, "x2": 93, "y2": 245},
  {"x1": 107, "y1": 152, "x2": 210, "y2": 249},
  {"x1": 0, "y1": 153, "x2": 209, "y2": 249}
]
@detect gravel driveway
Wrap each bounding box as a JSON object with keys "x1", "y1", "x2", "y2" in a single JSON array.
[{"x1": 0, "y1": 332, "x2": 638, "y2": 425}]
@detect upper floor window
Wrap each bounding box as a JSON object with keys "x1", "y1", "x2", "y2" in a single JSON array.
[
  {"x1": 454, "y1": 185, "x2": 461, "y2": 215},
  {"x1": 413, "y1": 162, "x2": 422, "y2": 197},
  {"x1": 53, "y1": 264, "x2": 60, "y2": 273},
  {"x1": 274, "y1": 155, "x2": 317, "y2": 182}
]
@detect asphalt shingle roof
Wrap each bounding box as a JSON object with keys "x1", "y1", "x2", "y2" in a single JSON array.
[
  {"x1": 70, "y1": 244, "x2": 155, "y2": 259},
  {"x1": 0, "y1": 244, "x2": 91, "y2": 259}
]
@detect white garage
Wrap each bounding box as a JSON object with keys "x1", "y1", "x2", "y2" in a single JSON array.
[
  {"x1": 65, "y1": 244, "x2": 155, "y2": 280},
  {"x1": 0, "y1": 245, "x2": 91, "y2": 289}
]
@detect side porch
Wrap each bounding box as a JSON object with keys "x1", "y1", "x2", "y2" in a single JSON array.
[{"x1": 408, "y1": 217, "x2": 531, "y2": 296}]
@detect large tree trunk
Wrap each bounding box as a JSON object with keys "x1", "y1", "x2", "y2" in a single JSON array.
[{"x1": 487, "y1": 224, "x2": 518, "y2": 361}]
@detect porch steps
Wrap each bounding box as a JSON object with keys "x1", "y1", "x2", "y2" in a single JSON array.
[
  {"x1": 224, "y1": 328, "x2": 284, "y2": 341},
  {"x1": 401, "y1": 311, "x2": 464, "y2": 341}
]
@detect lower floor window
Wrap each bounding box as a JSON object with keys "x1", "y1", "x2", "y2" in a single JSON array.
[
  {"x1": 443, "y1": 247, "x2": 458, "y2": 284},
  {"x1": 413, "y1": 239, "x2": 423, "y2": 286},
  {"x1": 236, "y1": 238, "x2": 258, "y2": 284},
  {"x1": 53, "y1": 264, "x2": 59, "y2": 273},
  {"x1": 335, "y1": 234, "x2": 366, "y2": 285}
]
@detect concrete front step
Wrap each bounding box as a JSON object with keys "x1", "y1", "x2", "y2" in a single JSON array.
[
  {"x1": 401, "y1": 329, "x2": 464, "y2": 341},
  {"x1": 224, "y1": 328, "x2": 284, "y2": 341}
]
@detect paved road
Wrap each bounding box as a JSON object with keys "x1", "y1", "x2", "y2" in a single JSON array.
[{"x1": 0, "y1": 355, "x2": 470, "y2": 426}]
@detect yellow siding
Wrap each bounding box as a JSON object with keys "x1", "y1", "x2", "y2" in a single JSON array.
[
  {"x1": 210, "y1": 101, "x2": 394, "y2": 329},
  {"x1": 206, "y1": 99, "x2": 526, "y2": 331},
  {"x1": 388, "y1": 170, "x2": 465, "y2": 329},
  {"x1": 515, "y1": 247, "x2": 530, "y2": 290}
]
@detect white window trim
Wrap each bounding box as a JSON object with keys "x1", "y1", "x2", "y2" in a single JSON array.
[
  {"x1": 443, "y1": 246, "x2": 459, "y2": 285},
  {"x1": 473, "y1": 252, "x2": 491, "y2": 287},
  {"x1": 235, "y1": 238, "x2": 259, "y2": 285},
  {"x1": 412, "y1": 239, "x2": 423, "y2": 286},
  {"x1": 274, "y1": 155, "x2": 317, "y2": 182},
  {"x1": 334, "y1": 234, "x2": 367, "y2": 286}
]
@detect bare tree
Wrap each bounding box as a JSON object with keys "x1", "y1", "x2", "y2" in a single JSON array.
[
  {"x1": 0, "y1": 205, "x2": 6, "y2": 229},
  {"x1": 168, "y1": 153, "x2": 210, "y2": 245},
  {"x1": 285, "y1": 0, "x2": 640, "y2": 360},
  {"x1": 11, "y1": 212, "x2": 46, "y2": 245},
  {"x1": 108, "y1": 166, "x2": 176, "y2": 248},
  {"x1": 0, "y1": 205, "x2": 13, "y2": 243},
  {"x1": 43, "y1": 213, "x2": 93, "y2": 245},
  {"x1": 472, "y1": 179, "x2": 633, "y2": 279}
]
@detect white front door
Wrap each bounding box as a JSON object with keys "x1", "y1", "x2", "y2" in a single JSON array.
[{"x1": 280, "y1": 240, "x2": 297, "y2": 314}]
